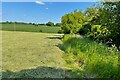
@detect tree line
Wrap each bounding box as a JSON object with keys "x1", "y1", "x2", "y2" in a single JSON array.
[{"x1": 2, "y1": 21, "x2": 62, "y2": 27}]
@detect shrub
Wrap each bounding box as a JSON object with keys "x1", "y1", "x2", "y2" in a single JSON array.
[
  {"x1": 58, "y1": 30, "x2": 63, "y2": 34},
  {"x1": 39, "y1": 30, "x2": 42, "y2": 32}
]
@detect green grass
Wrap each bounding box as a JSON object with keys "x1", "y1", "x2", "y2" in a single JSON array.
[
  {"x1": 2, "y1": 31, "x2": 65, "y2": 72},
  {"x1": 61, "y1": 34, "x2": 119, "y2": 79},
  {"x1": 1, "y1": 31, "x2": 67, "y2": 78},
  {"x1": 1, "y1": 23, "x2": 61, "y2": 33}
]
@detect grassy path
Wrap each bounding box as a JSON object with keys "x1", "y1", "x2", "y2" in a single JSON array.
[{"x1": 2, "y1": 31, "x2": 74, "y2": 78}]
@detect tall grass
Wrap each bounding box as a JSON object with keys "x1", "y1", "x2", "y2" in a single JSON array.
[{"x1": 61, "y1": 34, "x2": 119, "y2": 79}]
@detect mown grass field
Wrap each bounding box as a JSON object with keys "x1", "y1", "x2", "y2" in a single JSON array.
[
  {"x1": 0, "y1": 23, "x2": 61, "y2": 33},
  {"x1": 1, "y1": 31, "x2": 68, "y2": 78}
]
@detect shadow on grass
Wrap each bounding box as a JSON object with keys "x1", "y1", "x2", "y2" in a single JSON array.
[
  {"x1": 2, "y1": 66, "x2": 83, "y2": 78},
  {"x1": 46, "y1": 36, "x2": 62, "y2": 40},
  {"x1": 56, "y1": 44, "x2": 65, "y2": 51},
  {"x1": 1, "y1": 63, "x2": 118, "y2": 79}
]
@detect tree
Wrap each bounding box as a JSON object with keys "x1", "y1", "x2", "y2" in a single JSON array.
[
  {"x1": 6, "y1": 21, "x2": 9, "y2": 23},
  {"x1": 85, "y1": 8, "x2": 98, "y2": 22},
  {"x1": 61, "y1": 11, "x2": 84, "y2": 34},
  {"x1": 46, "y1": 22, "x2": 54, "y2": 26}
]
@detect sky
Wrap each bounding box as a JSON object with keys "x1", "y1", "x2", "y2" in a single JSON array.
[{"x1": 2, "y1": 2, "x2": 96, "y2": 24}]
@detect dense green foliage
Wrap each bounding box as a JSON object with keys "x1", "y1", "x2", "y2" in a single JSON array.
[
  {"x1": 1, "y1": 23, "x2": 61, "y2": 33},
  {"x1": 61, "y1": 35, "x2": 119, "y2": 78},
  {"x1": 98, "y1": 2, "x2": 120, "y2": 49},
  {"x1": 61, "y1": 1, "x2": 120, "y2": 49},
  {"x1": 46, "y1": 22, "x2": 54, "y2": 26},
  {"x1": 61, "y1": 11, "x2": 84, "y2": 34}
]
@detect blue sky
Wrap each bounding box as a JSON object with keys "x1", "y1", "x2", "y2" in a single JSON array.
[{"x1": 2, "y1": 2, "x2": 96, "y2": 24}]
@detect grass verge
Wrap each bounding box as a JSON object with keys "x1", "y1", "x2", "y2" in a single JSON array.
[{"x1": 60, "y1": 34, "x2": 119, "y2": 79}]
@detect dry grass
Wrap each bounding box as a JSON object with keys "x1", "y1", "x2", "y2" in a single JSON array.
[{"x1": 2, "y1": 31, "x2": 65, "y2": 72}]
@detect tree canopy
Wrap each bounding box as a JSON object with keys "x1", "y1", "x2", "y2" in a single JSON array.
[
  {"x1": 61, "y1": 11, "x2": 84, "y2": 34},
  {"x1": 46, "y1": 22, "x2": 54, "y2": 26}
]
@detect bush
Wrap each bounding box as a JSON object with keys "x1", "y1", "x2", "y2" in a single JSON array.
[
  {"x1": 39, "y1": 30, "x2": 42, "y2": 32},
  {"x1": 58, "y1": 30, "x2": 63, "y2": 34}
]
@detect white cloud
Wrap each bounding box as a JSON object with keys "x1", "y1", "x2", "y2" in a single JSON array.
[
  {"x1": 45, "y1": 7, "x2": 48, "y2": 10},
  {"x1": 35, "y1": 1, "x2": 45, "y2": 5}
]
